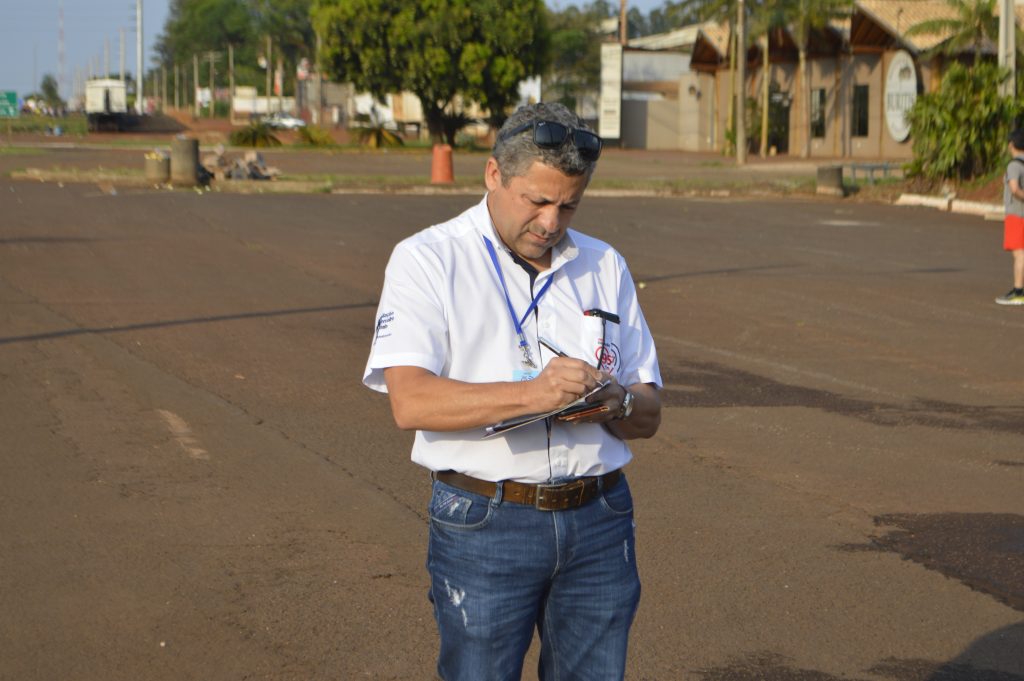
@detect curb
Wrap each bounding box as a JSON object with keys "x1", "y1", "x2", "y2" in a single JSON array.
[{"x1": 896, "y1": 193, "x2": 1001, "y2": 219}]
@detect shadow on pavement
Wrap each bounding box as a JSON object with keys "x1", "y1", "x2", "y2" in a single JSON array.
[
  {"x1": 660, "y1": 360, "x2": 1024, "y2": 437},
  {"x1": 0, "y1": 301, "x2": 378, "y2": 345},
  {"x1": 693, "y1": 630, "x2": 1024, "y2": 680}
]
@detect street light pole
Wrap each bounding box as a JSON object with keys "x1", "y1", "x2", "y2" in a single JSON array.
[
  {"x1": 736, "y1": 0, "x2": 747, "y2": 165},
  {"x1": 136, "y1": 0, "x2": 143, "y2": 113},
  {"x1": 999, "y1": 0, "x2": 1016, "y2": 98}
]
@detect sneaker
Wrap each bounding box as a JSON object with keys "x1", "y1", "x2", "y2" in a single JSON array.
[{"x1": 995, "y1": 288, "x2": 1024, "y2": 305}]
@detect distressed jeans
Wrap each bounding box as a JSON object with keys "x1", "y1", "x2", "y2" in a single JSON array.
[{"x1": 426, "y1": 475, "x2": 641, "y2": 681}]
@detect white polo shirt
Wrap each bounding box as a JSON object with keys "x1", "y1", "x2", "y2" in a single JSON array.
[{"x1": 363, "y1": 196, "x2": 661, "y2": 483}]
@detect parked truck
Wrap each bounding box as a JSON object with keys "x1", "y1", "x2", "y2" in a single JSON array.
[{"x1": 85, "y1": 78, "x2": 134, "y2": 131}]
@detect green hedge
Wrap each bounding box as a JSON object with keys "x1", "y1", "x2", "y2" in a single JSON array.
[{"x1": 907, "y1": 63, "x2": 1024, "y2": 182}]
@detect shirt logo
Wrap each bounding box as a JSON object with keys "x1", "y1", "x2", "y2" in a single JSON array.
[
  {"x1": 374, "y1": 311, "x2": 394, "y2": 344},
  {"x1": 595, "y1": 341, "x2": 620, "y2": 374}
]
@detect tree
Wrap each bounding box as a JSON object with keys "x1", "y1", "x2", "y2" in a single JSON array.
[
  {"x1": 678, "y1": 0, "x2": 741, "y2": 154},
  {"x1": 254, "y1": 0, "x2": 316, "y2": 95},
  {"x1": 154, "y1": 0, "x2": 261, "y2": 91},
  {"x1": 905, "y1": 0, "x2": 999, "y2": 65},
  {"x1": 782, "y1": 0, "x2": 851, "y2": 158},
  {"x1": 40, "y1": 74, "x2": 63, "y2": 108},
  {"x1": 907, "y1": 61, "x2": 1023, "y2": 181},
  {"x1": 750, "y1": 0, "x2": 787, "y2": 157},
  {"x1": 545, "y1": 2, "x2": 613, "y2": 114},
  {"x1": 649, "y1": 2, "x2": 703, "y2": 34},
  {"x1": 313, "y1": 0, "x2": 548, "y2": 143}
]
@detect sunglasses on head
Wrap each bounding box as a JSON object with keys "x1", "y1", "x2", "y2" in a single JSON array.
[{"x1": 501, "y1": 120, "x2": 603, "y2": 162}]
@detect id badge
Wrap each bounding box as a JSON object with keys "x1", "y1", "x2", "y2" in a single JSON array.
[{"x1": 513, "y1": 369, "x2": 540, "y2": 382}]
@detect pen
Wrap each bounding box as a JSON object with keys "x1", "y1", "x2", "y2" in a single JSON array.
[{"x1": 538, "y1": 337, "x2": 569, "y2": 358}]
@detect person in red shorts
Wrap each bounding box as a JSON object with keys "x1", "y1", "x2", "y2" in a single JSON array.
[{"x1": 996, "y1": 128, "x2": 1024, "y2": 305}]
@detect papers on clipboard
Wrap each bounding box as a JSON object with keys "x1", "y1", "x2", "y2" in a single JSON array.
[{"x1": 483, "y1": 379, "x2": 611, "y2": 438}]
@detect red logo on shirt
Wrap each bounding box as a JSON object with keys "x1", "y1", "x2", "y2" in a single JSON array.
[{"x1": 595, "y1": 341, "x2": 620, "y2": 374}]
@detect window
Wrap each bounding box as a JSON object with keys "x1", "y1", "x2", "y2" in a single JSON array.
[
  {"x1": 852, "y1": 85, "x2": 869, "y2": 137},
  {"x1": 811, "y1": 88, "x2": 826, "y2": 138}
]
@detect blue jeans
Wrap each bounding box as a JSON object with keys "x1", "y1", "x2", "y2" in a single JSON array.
[{"x1": 426, "y1": 475, "x2": 641, "y2": 681}]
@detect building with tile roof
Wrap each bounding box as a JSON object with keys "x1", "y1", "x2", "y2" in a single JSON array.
[{"x1": 601, "y1": 0, "x2": 1021, "y2": 160}]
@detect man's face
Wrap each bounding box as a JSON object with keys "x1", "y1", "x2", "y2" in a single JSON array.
[{"x1": 484, "y1": 157, "x2": 589, "y2": 270}]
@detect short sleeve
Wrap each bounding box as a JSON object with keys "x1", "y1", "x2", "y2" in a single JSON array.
[
  {"x1": 613, "y1": 257, "x2": 662, "y2": 390},
  {"x1": 362, "y1": 242, "x2": 450, "y2": 392}
]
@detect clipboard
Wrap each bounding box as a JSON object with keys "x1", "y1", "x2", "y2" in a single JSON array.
[{"x1": 483, "y1": 379, "x2": 610, "y2": 438}]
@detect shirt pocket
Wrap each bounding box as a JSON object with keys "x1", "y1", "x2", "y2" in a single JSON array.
[{"x1": 577, "y1": 311, "x2": 622, "y2": 376}]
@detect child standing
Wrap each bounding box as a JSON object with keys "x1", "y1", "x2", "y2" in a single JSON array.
[{"x1": 996, "y1": 128, "x2": 1024, "y2": 305}]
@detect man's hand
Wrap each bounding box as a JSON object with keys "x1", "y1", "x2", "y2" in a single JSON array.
[
  {"x1": 563, "y1": 374, "x2": 662, "y2": 440},
  {"x1": 527, "y1": 357, "x2": 604, "y2": 413}
]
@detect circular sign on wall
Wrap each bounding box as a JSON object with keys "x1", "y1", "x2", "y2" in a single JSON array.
[{"x1": 885, "y1": 50, "x2": 917, "y2": 143}]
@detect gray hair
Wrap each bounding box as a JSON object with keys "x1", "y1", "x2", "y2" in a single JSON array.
[{"x1": 492, "y1": 102, "x2": 598, "y2": 185}]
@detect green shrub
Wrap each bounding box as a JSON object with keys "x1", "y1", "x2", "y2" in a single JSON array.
[
  {"x1": 297, "y1": 124, "x2": 334, "y2": 147},
  {"x1": 906, "y1": 62, "x2": 1024, "y2": 182},
  {"x1": 351, "y1": 123, "x2": 404, "y2": 148},
  {"x1": 229, "y1": 121, "x2": 281, "y2": 148}
]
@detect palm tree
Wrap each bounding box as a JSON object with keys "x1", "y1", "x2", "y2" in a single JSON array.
[
  {"x1": 904, "y1": 0, "x2": 999, "y2": 65},
  {"x1": 783, "y1": 0, "x2": 852, "y2": 158},
  {"x1": 679, "y1": 0, "x2": 740, "y2": 153},
  {"x1": 750, "y1": 0, "x2": 788, "y2": 156}
]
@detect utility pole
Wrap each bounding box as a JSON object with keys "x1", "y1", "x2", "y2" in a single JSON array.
[
  {"x1": 207, "y1": 50, "x2": 216, "y2": 117},
  {"x1": 136, "y1": 0, "x2": 143, "y2": 113},
  {"x1": 265, "y1": 36, "x2": 272, "y2": 116},
  {"x1": 120, "y1": 28, "x2": 126, "y2": 81},
  {"x1": 760, "y1": 32, "x2": 769, "y2": 158},
  {"x1": 228, "y1": 44, "x2": 236, "y2": 124},
  {"x1": 619, "y1": 0, "x2": 627, "y2": 45},
  {"x1": 105, "y1": 37, "x2": 110, "y2": 78},
  {"x1": 277, "y1": 56, "x2": 284, "y2": 114},
  {"x1": 315, "y1": 31, "x2": 323, "y2": 125},
  {"x1": 193, "y1": 54, "x2": 200, "y2": 118},
  {"x1": 174, "y1": 64, "x2": 179, "y2": 110},
  {"x1": 999, "y1": 0, "x2": 1016, "y2": 98},
  {"x1": 736, "y1": 0, "x2": 747, "y2": 165},
  {"x1": 58, "y1": 2, "x2": 65, "y2": 99}
]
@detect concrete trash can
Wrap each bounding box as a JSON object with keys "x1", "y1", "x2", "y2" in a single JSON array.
[
  {"x1": 816, "y1": 164, "x2": 845, "y2": 197},
  {"x1": 170, "y1": 136, "x2": 199, "y2": 187},
  {"x1": 144, "y1": 153, "x2": 170, "y2": 184}
]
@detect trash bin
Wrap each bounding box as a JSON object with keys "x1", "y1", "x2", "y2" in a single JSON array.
[
  {"x1": 431, "y1": 144, "x2": 454, "y2": 184},
  {"x1": 170, "y1": 136, "x2": 199, "y2": 187},
  {"x1": 144, "y1": 151, "x2": 170, "y2": 184},
  {"x1": 816, "y1": 164, "x2": 844, "y2": 197}
]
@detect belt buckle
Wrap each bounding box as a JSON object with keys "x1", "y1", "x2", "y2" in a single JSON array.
[{"x1": 534, "y1": 479, "x2": 586, "y2": 511}]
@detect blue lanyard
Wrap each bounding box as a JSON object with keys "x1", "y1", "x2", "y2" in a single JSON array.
[{"x1": 482, "y1": 235, "x2": 554, "y2": 368}]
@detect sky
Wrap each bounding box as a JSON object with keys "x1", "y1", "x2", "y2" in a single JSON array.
[
  {"x1": 0, "y1": 0, "x2": 665, "y2": 101},
  {"x1": 0, "y1": 0, "x2": 170, "y2": 100}
]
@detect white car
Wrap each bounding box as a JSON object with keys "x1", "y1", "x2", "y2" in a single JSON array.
[{"x1": 264, "y1": 112, "x2": 306, "y2": 130}]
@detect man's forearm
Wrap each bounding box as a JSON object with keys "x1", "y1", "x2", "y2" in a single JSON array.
[
  {"x1": 383, "y1": 360, "x2": 601, "y2": 432},
  {"x1": 605, "y1": 383, "x2": 661, "y2": 440},
  {"x1": 385, "y1": 369, "x2": 535, "y2": 431}
]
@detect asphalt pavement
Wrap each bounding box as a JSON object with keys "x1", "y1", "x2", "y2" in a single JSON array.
[{"x1": 0, "y1": 167, "x2": 1021, "y2": 680}]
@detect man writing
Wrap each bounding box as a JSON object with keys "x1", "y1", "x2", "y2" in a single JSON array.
[{"x1": 363, "y1": 102, "x2": 662, "y2": 680}]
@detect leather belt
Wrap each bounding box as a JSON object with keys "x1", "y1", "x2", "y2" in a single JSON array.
[{"x1": 433, "y1": 469, "x2": 622, "y2": 511}]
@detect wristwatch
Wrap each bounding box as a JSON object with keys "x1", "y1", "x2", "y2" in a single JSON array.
[{"x1": 616, "y1": 388, "x2": 635, "y2": 420}]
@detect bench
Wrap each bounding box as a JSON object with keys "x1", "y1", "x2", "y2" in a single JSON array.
[{"x1": 847, "y1": 162, "x2": 903, "y2": 184}]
